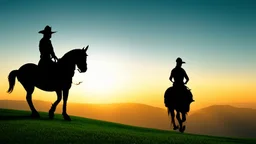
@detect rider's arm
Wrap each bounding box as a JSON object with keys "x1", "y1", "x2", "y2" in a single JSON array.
[
  {"x1": 184, "y1": 70, "x2": 189, "y2": 84},
  {"x1": 169, "y1": 70, "x2": 174, "y2": 83},
  {"x1": 49, "y1": 41, "x2": 57, "y2": 59}
]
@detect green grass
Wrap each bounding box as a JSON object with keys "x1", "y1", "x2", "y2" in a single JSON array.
[{"x1": 0, "y1": 109, "x2": 255, "y2": 144}]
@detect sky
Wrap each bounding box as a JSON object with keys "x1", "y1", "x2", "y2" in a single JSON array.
[{"x1": 0, "y1": 0, "x2": 255, "y2": 110}]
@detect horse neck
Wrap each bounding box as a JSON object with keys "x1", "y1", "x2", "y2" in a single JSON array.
[{"x1": 58, "y1": 50, "x2": 77, "y2": 76}]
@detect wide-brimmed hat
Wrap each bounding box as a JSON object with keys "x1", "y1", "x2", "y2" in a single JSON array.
[
  {"x1": 38, "y1": 25, "x2": 56, "y2": 34},
  {"x1": 176, "y1": 57, "x2": 186, "y2": 64}
]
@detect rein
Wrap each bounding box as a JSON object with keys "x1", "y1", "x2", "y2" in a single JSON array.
[
  {"x1": 72, "y1": 81, "x2": 83, "y2": 85},
  {"x1": 72, "y1": 69, "x2": 83, "y2": 85}
]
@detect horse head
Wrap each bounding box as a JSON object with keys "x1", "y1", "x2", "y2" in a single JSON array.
[{"x1": 76, "y1": 45, "x2": 89, "y2": 73}]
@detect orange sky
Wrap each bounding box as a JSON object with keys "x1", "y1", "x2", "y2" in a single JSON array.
[
  {"x1": 0, "y1": 0, "x2": 256, "y2": 111},
  {"x1": 1, "y1": 60, "x2": 255, "y2": 111}
]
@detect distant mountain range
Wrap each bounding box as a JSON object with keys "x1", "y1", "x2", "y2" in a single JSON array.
[
  {"x1": 0, "y1": 100, "x2": 256, "y2": 138},
  {"x1": 186, "y1": 105, "x2": 256, "y2": 138}
]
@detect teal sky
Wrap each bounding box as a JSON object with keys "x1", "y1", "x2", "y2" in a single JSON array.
[{"x1": 0, "y1": 0, "x2": 255, "y2": 107}]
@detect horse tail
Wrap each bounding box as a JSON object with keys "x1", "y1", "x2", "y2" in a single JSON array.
[
  {"x1": 167, "y1": 107, "x2": 175, "y2": 126},
  {"x1": 7, "y1": 70, "x2": 18, "y2": 93}
]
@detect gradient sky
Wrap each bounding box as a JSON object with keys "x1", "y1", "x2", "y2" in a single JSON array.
[{"x1": 0, "y1": 0, "x2": 255, "y2": 109}]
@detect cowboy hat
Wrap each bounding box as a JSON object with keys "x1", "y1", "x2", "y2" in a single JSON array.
[
  {"x1": 176, "y1": 57, "x2": 186, "y2": 64},
  {"x1": 38, "y1": 25, "x2": 56, "y2": 34}
]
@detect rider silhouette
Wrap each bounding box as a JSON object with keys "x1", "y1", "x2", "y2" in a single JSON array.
[
  {"x1": 38, "y1": 25, "x2": 58, "y2": 72},
  {"x1": 169, "y1": 57, "x2": 194, "y2": 102}
]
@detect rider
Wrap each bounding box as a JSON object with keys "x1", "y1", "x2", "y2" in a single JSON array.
[
  {"x1": 169, "y1": 57, "x2": 194, "y2": 102},
  {"x1": 38, "y1": 25, "x2": 58, "y2": 72}
]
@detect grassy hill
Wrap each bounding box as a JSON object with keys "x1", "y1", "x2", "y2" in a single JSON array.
[
  {"x1": 0, "y1": 100, "x2": 171, "y2": 130},
  {"x1": 0, "y1": 109, "x2": 256, "y2": 144}
]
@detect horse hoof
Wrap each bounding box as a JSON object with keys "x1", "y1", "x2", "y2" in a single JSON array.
[
  {"x1": 63, "y1": 114, "x2": 71, "y2": 121},
  {"x1": 179, "y1": 126, "x2": 186, "y2": 133},
  {"x1": 173, "y1": 126, "x2": 179, "y2": 130},
  {"x1": 64, "y1": 117, "x2": 71, "y2": 121},
  {"x1": 49, "y1": 112, "x2": 54, "y2": 119},
  {"x1": 183, "y1": 125, "x2": 186, "y2": 132},
  {"x1": 31, "y1": 112, "x2": 40, "y2": 118}
]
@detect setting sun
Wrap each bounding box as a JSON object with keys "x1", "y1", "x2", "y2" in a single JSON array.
[{"x1": 72, "y1": 56, "x2": 131, "y2": 97}]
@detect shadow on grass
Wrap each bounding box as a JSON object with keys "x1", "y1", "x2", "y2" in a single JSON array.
[
  {"x1": 0, "y1": 109, "x2": 68, "y2": 121},
  {"x1": 0, "y1": 113, "x2": 65, "y2": 122},
  {"x1": 0, "y1": 115, "x2": 52, "y2": 121},
  {"x1": 0, "y1": 115, "x2": 72, "y2": 123},
  {"x1": 0, "y1": 115, "x2": 31, "y2": 120}
]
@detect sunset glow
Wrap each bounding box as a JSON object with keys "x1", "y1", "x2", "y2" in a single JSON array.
[{"x1": 0, "y1": 0, "x2": 255, "y2": 111}]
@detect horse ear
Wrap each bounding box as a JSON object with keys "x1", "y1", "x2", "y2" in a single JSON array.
[{"x1": 85, "y1": 45, "x2": 89, "y2": 51}]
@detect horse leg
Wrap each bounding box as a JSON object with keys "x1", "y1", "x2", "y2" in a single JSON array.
[
  {"x1": 182, "y1": 112, "x2": 186, "y2": 122},
  {"x1": 169, "y1": 108, "x2": 178, "y2": 130},
  {"x1": 176, "y1": 111, "x2": 185, "y2": 133},
  {"x1": 62, "y1": 89, "x2": 71, "y2": 121},
  {"x1": 181, "y1": 112, "x2": 187, "y2": 132},
  {"x1": 49, "y1": 90, "x2": 62, "y2": 119},
  {"x1": 24, "y1": 85, "x2": 39, "y2": 118}
]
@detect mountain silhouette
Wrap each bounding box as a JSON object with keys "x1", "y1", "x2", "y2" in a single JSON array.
[{"x1": 186, "y1": 105, "x2": 256, "y2": 138}]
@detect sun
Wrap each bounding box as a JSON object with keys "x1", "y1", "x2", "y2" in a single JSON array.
[{"x1": 72, "y1": 58, "x2": 128, "y2": 96}]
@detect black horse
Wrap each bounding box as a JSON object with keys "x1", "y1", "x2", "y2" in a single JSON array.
[
  {"x1": 7, "y1": 46, "x2": 89, "y2": 121},
  {"x1": 164, "y1": 85, "x2": 194, "y2": 132}
]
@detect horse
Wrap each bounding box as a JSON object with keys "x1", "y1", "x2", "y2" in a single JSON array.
[
  {"x1": 7, "y1": 46, "x2": 89, "y2": 121},
  {"x1": 164, "y1": 85, "x2": 194, "y2": 132}
]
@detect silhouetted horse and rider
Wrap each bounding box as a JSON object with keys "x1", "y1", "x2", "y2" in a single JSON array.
[
  {"x1": 6, "y1": 26, "x2": 195, "y2": 134},
  {"x1": 7, "y1": 25, "x2": 89, "y2": 121},
  {"x1": 164, "y1": 57, "x2": 195, "y2": 133}
]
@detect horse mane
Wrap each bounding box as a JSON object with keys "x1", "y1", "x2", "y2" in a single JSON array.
[
  {"x1": 59, "y1": 49, "x2": 81, "y2": 62},
  {"x1": 56, "y1": 49, "x2": 82, "y2": 76}
]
